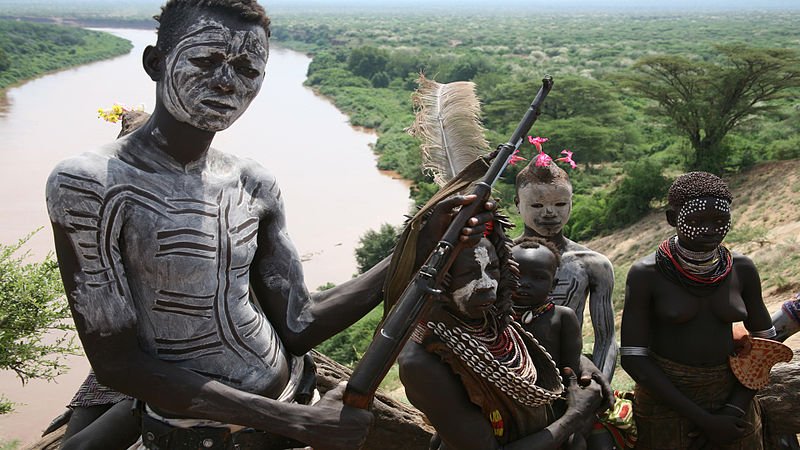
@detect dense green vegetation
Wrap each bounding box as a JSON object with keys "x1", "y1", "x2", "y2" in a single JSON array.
[
  {"x1": 271, "y1": 11, "x2": 800, "y2": 240},
  {"x1": 0, "y1": 20, "x2": 132, "y2": 89}
]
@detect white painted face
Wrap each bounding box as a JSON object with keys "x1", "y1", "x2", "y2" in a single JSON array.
[
  {"x1": 517, "y1": 182, "x2": 573, "y2": 237},
  {"x1": 675, "y1": 196, "x2": 732, "y2": 251},
  {"x1": 449, "y1": 242, "x2": 499, "y2": 319},
  {"x1": 160, "y1": 15, "x2": 268, "y2": 132}
]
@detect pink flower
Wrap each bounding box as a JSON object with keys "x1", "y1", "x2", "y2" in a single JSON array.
[
  {"x1": 534, "y1": 149, "x2": 553, "y2": 167},
  {"x1": 556, "y1": 149, "x2": 577, "y2": 169},
  {"x1": 508, "y1": 148, "x2": 526, "y2": 166},
  {"x1": 527, "y1": 136, "x2": 549, "y2": 152}
]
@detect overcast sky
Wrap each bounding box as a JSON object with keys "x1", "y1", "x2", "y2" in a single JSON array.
[
  {"x1": 5, "y1": 0, "x2": 798, "y2": 12},
  {"x1": 264, "y1": 0, "x2": 800, "y2": 12}
]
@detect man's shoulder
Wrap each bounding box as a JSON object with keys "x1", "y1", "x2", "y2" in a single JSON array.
[
  {"x1": 562, "y1": 239, "x2": 613, "y2": 268},
  {"x1": 213, "y1": 151, "x2": 279, "y2": 196},
  {"x1": 47, "y1": 144, "x2": 122, "y2": 193},
  {"x1": 50, "y1": 148, "x2": 113, "y2": 178}
]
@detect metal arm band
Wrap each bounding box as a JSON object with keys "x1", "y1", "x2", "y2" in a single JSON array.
[
  {"x1": 750, "y1": 326, "x2": 777, "y2": 339},
  {"x1": 619, "y1": 346, "x2": 649, "y2": 356}
]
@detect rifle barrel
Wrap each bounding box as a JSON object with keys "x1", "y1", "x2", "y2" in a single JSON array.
[{"x1": 343, "y1": 76, "x2": 554, "y2": 409}]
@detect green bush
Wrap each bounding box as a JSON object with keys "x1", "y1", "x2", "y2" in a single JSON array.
[
  {"x1": 355, "y1": 223, "x2": 398, "y2": 274},
  {"x1": 315, "y1": 307, "x2": 382, "y2": 367},
  {"x1": 0, "y1": 231, "x2": 77, "y2": 414},
  {"x1": 603, "y1": 159, "x2": 670, "y2": 230}
]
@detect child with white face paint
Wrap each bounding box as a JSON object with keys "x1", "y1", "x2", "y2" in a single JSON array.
[
  {"x1": 399, "y1": 224, "x2": 609, "y2": 450},
  {"x1": 514, "y1": 158, "x2": 617, "y2": 381}
]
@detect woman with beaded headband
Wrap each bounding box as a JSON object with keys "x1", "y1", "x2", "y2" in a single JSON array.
[
  {"x1": 398, "y1": 216, "x2": 605, "y2": 450},
  {"x1": 620, "y1": 171, "x2": 775, "y2": 450}
]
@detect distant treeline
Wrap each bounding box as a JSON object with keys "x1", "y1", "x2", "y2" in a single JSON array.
[
  {"x1": 270, "y1": 11, "x2": 800, "y2": 240},
  {"x1": 0, "y1": 20, "x2": 132, "y2": 90}
]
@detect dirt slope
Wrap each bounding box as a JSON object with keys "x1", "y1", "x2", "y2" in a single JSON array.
[{"x1": 584, "y1": 159, "x2": 800, "y2": 350}]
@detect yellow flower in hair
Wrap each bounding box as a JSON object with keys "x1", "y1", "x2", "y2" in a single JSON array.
[{"x1": 97, "y1": 103, "x2": 137, "y2": 124}]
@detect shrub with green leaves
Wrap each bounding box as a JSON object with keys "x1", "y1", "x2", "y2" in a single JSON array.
[
  {"x1": 355, "y1": 223, "x2": 399, "y2": 274},
  {"x1": 0, "y1": 231, "x2": 76, "y2": 414}
]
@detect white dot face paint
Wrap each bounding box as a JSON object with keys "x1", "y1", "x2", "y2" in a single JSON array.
[
  {"x1": 160, "y1": 16, "x2": 268, "y2": 132},
  {"x1": 675, "y1": 196, "x2": 732, "y2": 250},
  {"x1": 449, "y1": 244, "x2": 499, "y2": 319},
  {"x1": 517, "y1": 182, "x2": 572, "y2": 237}
]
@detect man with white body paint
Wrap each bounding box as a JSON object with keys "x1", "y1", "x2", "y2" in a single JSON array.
[{"x1": 46, "y1": 1, "x2": 495, "y2": 448}]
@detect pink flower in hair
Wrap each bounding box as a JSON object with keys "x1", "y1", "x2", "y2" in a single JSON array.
[
  {"x1": 534, "y1": 149, "x2": 553, "y2": 167},
  {"x1": 556, "y1": 149, "x2": 577, "y2": 169},
  {"x1": 508, "y1": 148, "x2": 526, "y2": 166},
  {"x1": 528, "y1": 136, "x2": 549, "y2": 152}
]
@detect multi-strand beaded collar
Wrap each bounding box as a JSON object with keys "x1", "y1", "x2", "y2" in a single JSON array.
[
  {"x1": 422, "y1": 311, "x2": 562, "y2": 407},
  {"x1": 512, "y1": 301, "x2": 555, "y2": 325},
  {"x1": 656, "y1": 235, "x2": 732, "y2": 291}
]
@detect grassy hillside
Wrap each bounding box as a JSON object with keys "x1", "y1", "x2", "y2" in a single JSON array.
[{"x1": 0, "y1": 20, "x2": 132, "y2": 90}]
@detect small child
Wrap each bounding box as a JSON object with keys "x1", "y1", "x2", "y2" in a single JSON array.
[
  {"x1": 511, "y1": 237, "x2": 582, "y2": 380},
  {"x1": 512, "y1": 237, "x2": 609, "y2": 450}
]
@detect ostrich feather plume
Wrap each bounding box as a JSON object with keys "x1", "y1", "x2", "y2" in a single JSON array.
[{"x1": 409, "y1": 75, "x2": 489, "y2": 187}]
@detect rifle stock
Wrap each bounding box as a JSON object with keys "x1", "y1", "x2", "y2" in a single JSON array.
[{"x1": 343, "y1": 75, "x2": 554, "y2": 409}]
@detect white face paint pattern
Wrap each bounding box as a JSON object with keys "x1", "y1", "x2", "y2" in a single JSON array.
[
  {"x1": 451, "y1": 246, "x2": 499, "y2": 317},
  {"x1": 160, "y1": 17, "x2": 268, "y2": 132},
  {"x1": 676, "y1": 197, "x2": 732, "y2": 240},
  {"x1": 517, "y1": 182, "x2": 573, "y2": 237}
]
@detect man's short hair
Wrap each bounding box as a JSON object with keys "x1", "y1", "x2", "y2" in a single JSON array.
[
  {"x1": 667, "y1": 171, "x2": 732, "y2": 210},
  {"x1": 155, "y1": 0, "x2": 270, "y2": 53}
]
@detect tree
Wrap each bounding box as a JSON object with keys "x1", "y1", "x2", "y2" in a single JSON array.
[
  {"x1": 0, "y1": 48, "x2": 9, "y2": 72},
  {"x1": 347, "y1": 46, "x2": 389, "y2": 79},
  {"x1": 622, "y1": 44, "x2": 800, "y2": 173},
  {"x1": 0, "y1": 231, "x2": 76, "y2": 414},
  {"x1": 354, "y1": 223, "x2": 398, "y2": 274}
]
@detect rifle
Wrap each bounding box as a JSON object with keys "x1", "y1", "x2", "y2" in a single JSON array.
[{"x1": 343, "y1": 75, "x2": 554, "y2": 409}]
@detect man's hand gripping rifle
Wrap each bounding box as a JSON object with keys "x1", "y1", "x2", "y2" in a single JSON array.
[{"x1": 343, "y1": 76, "x2": 554, "y2": 410}]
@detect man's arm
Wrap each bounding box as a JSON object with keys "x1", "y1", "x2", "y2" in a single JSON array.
[
  {"x1": 251, "y1": 192, "x2": 495, "y2": 356},
  {"x1": 587, "y1": 253, "x2": 617, "y2": 380},
  {"x1": 558, "y1": 307, "x2": 583, "y2": 376}
]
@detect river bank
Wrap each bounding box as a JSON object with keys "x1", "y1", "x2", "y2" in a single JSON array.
[{"x1": 0, "y1": 20, "x2": 132, "y2": 91}]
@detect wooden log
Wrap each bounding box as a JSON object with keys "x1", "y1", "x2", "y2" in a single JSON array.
[
  {"x1": 311, "y1": 350, "x2": 433, "y2": 450},
  {"x1": 24, "y1": 351, "x2": 432, "y2": 450}
]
